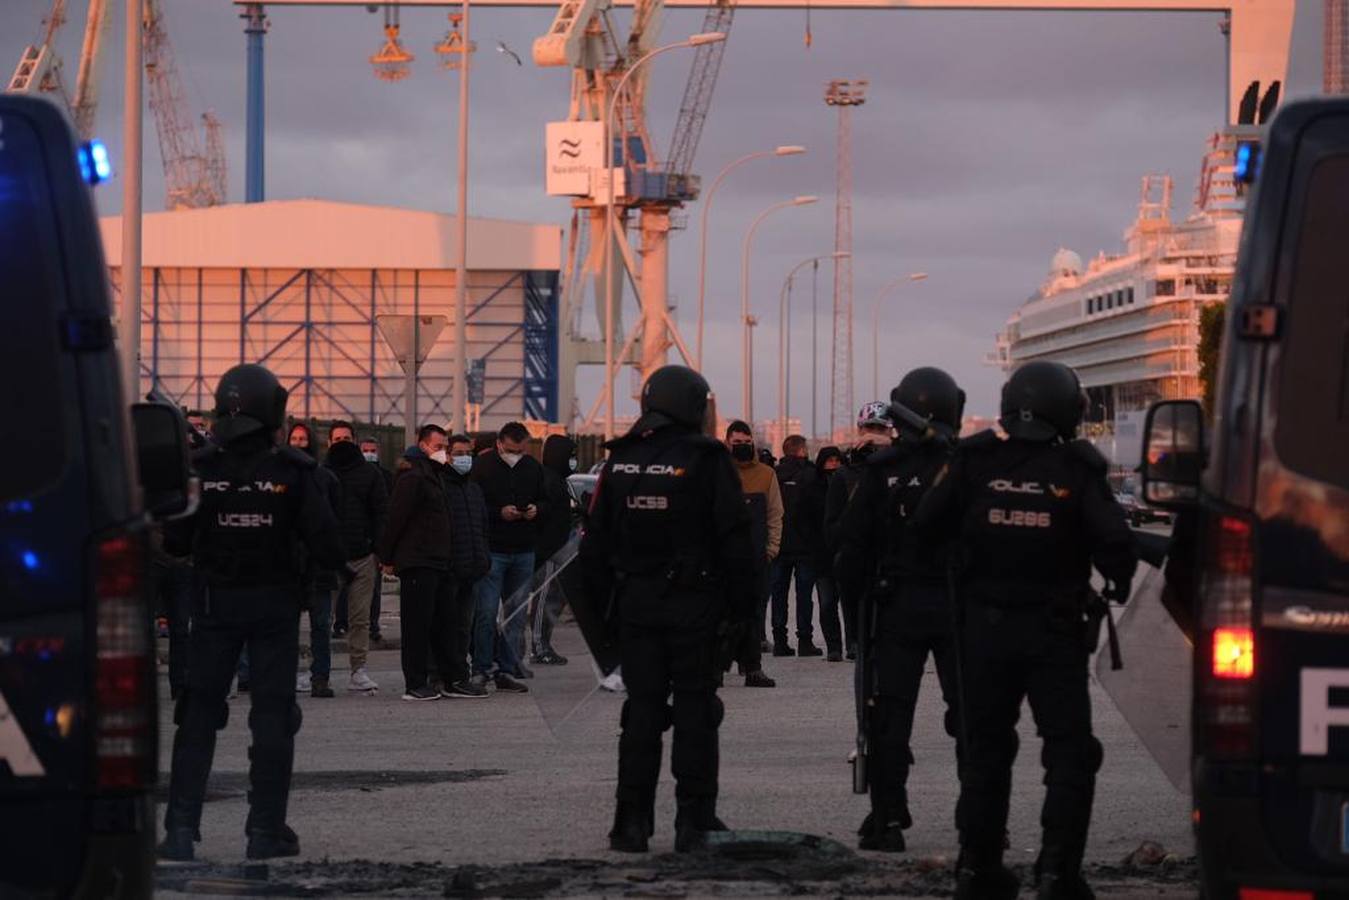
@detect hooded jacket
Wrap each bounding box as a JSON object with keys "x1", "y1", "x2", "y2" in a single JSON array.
[
  {"x1": 800, "y1": 446, "x2": 843, "y2": 572},
  {"x1": 323, "y1": 439, "x2": 389, "y2": 561},
  {"x1": 535, "y1": 434, "x2": 577, "y2": 566},
  {"x1": 471, "y1": 448, "x2": 550, "y2": 554},
  {"x1": 376, "y1": 446, "x2": 452, "y2": 573}
]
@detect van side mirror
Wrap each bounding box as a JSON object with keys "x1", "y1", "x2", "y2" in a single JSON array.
[
  {"x1": 1140, "y1": 400, "x2": 1205, "y2": 508},
  {"x1": 131, "y1": 402, "x2": 197, "y2": 519}
]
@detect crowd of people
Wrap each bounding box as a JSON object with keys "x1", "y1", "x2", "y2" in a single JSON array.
[
  {"x1": 159, "y1": 358, "x2": 1137, "y2": 900},
  {"x1": 157, "y1": 416, "x2": 582, "y2": 708}
]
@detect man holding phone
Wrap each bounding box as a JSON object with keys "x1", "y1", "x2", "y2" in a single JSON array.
[{"x1": 469, "y1": 422, "x2": 549, "y2": 692}]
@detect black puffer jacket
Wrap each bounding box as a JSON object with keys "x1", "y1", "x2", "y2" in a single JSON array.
[
  {"x1": 535, "y1": 434, "x2": 577, "y2": 567},
  {"x1": 324, "y1": 440, "x2": 389, "y2": 561},
  {"x1": 775, "y1": 455, "x2": 813, "y2": 561},
  {"x1": 444, "y1": 464, "x2": 491, "y2": 580},
  {"x1": 472, "y1": 449, "x2": 550, "y2": 554},
  {"x1": 376, "y1": 447, "x2": 452, "y2": 573}
]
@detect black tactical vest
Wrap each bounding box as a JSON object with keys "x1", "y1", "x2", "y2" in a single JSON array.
[
  {"x1": 603, "y1": 431, "x2": 720, "y2": 589},
  {"x1": 193, "y1": 446, "x2": 307, "y2": 589},
  {"x1": 956, "y1": 438, "x2": 1095, "y2": 606},
  {"x1": 874, "y1": 443, "x2": 952, "y2": 586}
]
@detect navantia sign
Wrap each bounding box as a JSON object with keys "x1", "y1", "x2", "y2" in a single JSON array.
[{"x1": 546, "y1": 121, "x2": 603, "y2": 197}]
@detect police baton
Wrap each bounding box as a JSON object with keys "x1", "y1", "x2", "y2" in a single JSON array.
[{"x1": 887, "y1": 399, "x2": 956, "y2": 448}]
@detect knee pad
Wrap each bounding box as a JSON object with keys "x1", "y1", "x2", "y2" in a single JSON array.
[
  {"x1": 670, "y1": 692, "x2": 720, "y2": 733},
  {"x1": 247, "y1": 695, "x2": 293, "y2": 742},
  {"x1": 620, "y1": 698, "x2": 669, "y2": 738},
  {"x1": 289, "y1": 702, "x2": 303, "y2": 737},
  {"x1": 1041, "y1": 734, "x2": 1103, "y2": 787}
]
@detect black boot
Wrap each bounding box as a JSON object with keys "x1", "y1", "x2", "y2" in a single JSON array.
[
  {"x1": 858, "y1": 797, "x2": 911, "y2": 852},
  {"x1": 246, "y1": 823, "x2": 300, "y2": 860},
  {"x1": 609, "y1": 801, "x2": 652, "y2": 853},
  {"x1": 955, "y1": 847, "x2": 1020, "y2": 900},
  {"x1": 1036, "y1": 837, "x2": 1094, "y2": 900},
  {"x1": 674, "y1": 799, "x2": 727, "y2": 853},
  {"x1": 157, "y1": 827, "x2": 197, "y2": 862}
]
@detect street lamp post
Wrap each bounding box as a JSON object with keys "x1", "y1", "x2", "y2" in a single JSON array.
[
  {"x1": 603, "y1": 31, "x2": 725, "y2": 440},
  {"x1": 121, "y1": 0, "x2": 144, "y2": 402},
  {"x1": 696, "y1": 144, "x2": 805, "y2": 369},
  {"x1": 779, "y1": 251, "x2": 849, "y2": 443},
  {"x1": 871, "y1": 272, "x2": 928, "y2": 399},
  {"x1": 740, "y1": 194, "x2": 818, "y2": 425},
  {"x1": 451, "y1": 0, "x2": 472, "y2": 437}
]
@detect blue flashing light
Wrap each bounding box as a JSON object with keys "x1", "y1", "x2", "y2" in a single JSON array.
[
  {"x1": 5, "y1": 500, "x2": 34, "y2": 514},
  {"x1": 21, "y1": 550, "x2": 39, "y2": 571},
  {"x1": 77, "y1": 140, "x2": 112, "y2": 186},
  {"x1": 1234, "y1": 141, "x2": 1260, "y2": 185},
  {"x1": 44, "y1": 708, "x2": 56, "y2": 727}
]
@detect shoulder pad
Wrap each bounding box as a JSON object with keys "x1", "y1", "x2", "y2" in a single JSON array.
[
  {"x1": 278, "y1": 446, "x2": 318, "y2": 469},
  {"x1": 958, "y1": 429, "x2": 1000, "y2": 451},
  {"x1": 682, "y1": 433, "x2": 724, "y2": 451},
  {"x1": 190, "y1": 443, "x2": 222, "y2": 466},
  {"x1": 1067, "y1": 439, "x2": 1108, "y2": 472}
]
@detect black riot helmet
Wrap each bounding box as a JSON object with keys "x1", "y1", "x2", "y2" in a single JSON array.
[
  {"x1": 636, "y1": 365, "x2": 711, "y2": 431},
  {"x1": 999, "y1": 361, "x2": 1086, "y2": 442},
  {"x1": 212, "y1": 363, "x2": 289, "y2": 444},
  {"x1": 891, "y1": 367, "x2": 965, "y2": 431}
]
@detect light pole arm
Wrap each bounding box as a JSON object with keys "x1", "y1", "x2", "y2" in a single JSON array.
[{"x1": 696, "y1": 150, "x2": 768, "y2": 369}]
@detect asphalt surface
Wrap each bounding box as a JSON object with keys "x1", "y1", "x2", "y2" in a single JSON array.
[{"x1": 155, "y1": 566, "x2": 1196, "y2": 897}]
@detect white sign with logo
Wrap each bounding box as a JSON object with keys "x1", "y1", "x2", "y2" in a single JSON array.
[{"x1": 545, "y1": 121, "x2": 604, "y2": 197}]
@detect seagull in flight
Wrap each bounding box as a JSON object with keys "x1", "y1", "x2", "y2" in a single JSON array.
[{"x1": 496, "y1": 40, "x2": 523, "y2": 66}]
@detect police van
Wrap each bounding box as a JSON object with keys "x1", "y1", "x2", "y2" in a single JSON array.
[
  {"x1": 1140, "y1": 98, "x2": 1349, "y2": 898},
  {"x1": 0, "y1": 96, "x2": 194, "y2": 896}
]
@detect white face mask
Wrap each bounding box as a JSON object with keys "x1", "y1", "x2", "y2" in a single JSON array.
[
  {"x1": 568, "y1": 457, "x2": 578, "y2": 472},
  {"x1": 500, "y1": 451, "x2": 523, "y2": 468},
  {"x1": 429, "y1": 449, "x2": 449, "y2": 465},
  {"x1": 362, "y1": 451, "x2": 379, "y2": 463},
  {"x1": 450, "y1": 455, "x2": 473, "y2": 475}
]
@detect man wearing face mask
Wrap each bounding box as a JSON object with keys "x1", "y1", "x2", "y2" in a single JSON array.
[
  {"x1": 532, "y1": 433, "x2": 579, "y2": 666},
  {"x1": 469, "y1": 421, "x2": 548, "y2": 692},
  {"x1": 726, "y1": 421, "x2": 781, "y2": 689},
  {"x1": 824, "y1": 402, "x2": 895, "y2": 660},
  {"x1": 377, "y1": 425, "x2": 456, "y2": 701},
  {"x1": 802, "y1": 446, "x2": 846, "y2": 660},
  {"x1": 438, "y1": 434, "x2": 492, "y2": 698}
]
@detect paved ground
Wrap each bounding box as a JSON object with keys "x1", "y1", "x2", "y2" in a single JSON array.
[{"x1": 155, "y1": 566, "x2": 1196, "y2": 897}]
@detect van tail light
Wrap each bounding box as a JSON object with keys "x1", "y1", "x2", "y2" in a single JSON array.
[
  {"x1": 1238, "y1": 890, "x2": 1313, "y2": 900},
  {"x1": 1198, "y1": 513, "x2": 1257, "y2": 758},
  {"x1": 94, "y1": 533, "x2": 153, "y2": 791}
]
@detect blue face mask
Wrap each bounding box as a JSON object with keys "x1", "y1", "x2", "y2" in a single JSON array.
[{"x1": 450, "y1": 455, "x2": 473, "y2": 475}]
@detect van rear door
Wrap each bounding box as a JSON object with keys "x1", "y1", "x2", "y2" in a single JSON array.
[
  {"x1": 0, "y1": 98, "x2": 147, "y2": 894},
  {"x1": 1247, "y1": 106, "x2": 1349, "y2": 875}
]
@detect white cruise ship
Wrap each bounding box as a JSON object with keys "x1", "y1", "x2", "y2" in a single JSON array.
[{"x1": 990, "y1": 129, "x2": 1250, "y2": 466}]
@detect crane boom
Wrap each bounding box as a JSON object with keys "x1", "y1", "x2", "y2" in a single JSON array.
[
  {"x1": 7, "y1": 1, "x2": 70, "y2": 108},
  {"x1": 143, "y1": 0, "x2": 227, "y2": 208},
  {"x1": 72, "y1": 0, "x2": 110, "y2": 139},
  {"x1": 665, "y1": 0, "x2": 735, "y2": 189}
]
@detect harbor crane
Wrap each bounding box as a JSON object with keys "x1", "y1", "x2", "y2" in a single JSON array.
[
  {"x1": 7, "y1": 0, "x2": 227, "y2": 210},
  {"x1": 534, "y1": 0, "x2": 740, "y2": 426}
]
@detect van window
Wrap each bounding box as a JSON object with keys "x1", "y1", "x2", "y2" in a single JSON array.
[
  {"x1": 0, "y1": 112, "x2": 69, "y2": 503},
  {"x1": 1274, "y1": 154, "x2": 1349, "y2": 489}
]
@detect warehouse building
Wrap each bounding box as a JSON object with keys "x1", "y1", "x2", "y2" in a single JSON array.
[{"x1": 100, "y1": 199, "x2": 562, "y2": 429}]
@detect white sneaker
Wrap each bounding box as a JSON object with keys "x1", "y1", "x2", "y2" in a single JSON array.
[
  {"x1": 296, "y1": 672, "x2": 312, "y2": 693},
  {"x1": 348, "y1": 667, "x2": 379, "y2": 692},
  {"x1": 599, "y1": 670, "x2": 626, "y2": 693}
]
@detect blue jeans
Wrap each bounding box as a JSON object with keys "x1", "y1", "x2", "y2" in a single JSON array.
[
  {"x1": 305, "y1": 587, "x2": 333, "y2": 680},
  {"x1": 770, "y1": 558, "x2": 818, "y2": 645},
  {"x1": 472, "y1": 551, "x2": 534, "y2": 676}
]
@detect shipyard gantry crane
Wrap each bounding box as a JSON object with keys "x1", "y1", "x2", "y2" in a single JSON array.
[
  {"x1": 8, "y1": 0, "x2": 226, "y2": 210},
  {"x1": 534, "y1": 0, "x2": 737, "y2": 426}
]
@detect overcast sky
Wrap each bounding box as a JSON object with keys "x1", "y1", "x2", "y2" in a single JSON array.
[{"x1": 2, "y1": 0, "x2": 1324, "y2": 426}]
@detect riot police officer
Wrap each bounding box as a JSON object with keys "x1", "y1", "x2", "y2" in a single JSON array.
[
  {"x1": 579, "y1": 365, "x2": 755, "y2": 854},
  {"x1": 159, "y1": 364, "x2": 343, "y2": 862},
  {"x1": 837, "y1": 367, "x2": 965, "y2": 853},
  {"x1": 913, "y1": 361, "x2": 1136, "y2": 900}
]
